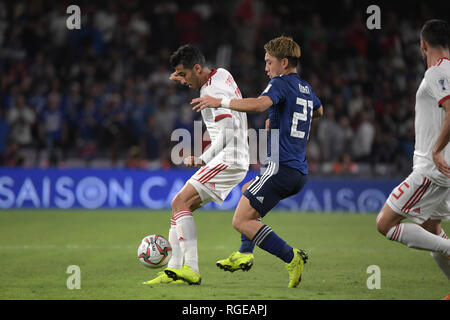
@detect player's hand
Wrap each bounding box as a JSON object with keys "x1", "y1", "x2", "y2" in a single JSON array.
[
  {"x1": 169, "y1": 72, "x2": 187, "y2": 85},
  {"x1": 191, "y1": 95, "x2": 222, "y2": 112},
  {"x1": 432, "y1": 150, "x2": 450, "y2": 177},
  {"x1": 184, "y1": 156, "x2": 205, "y2": 168},
  {"x1": 265, "y1": 119, "x2": 270, "y2": 131}
]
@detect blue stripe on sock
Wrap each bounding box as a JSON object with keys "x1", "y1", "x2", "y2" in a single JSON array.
[{"x1": 256, "y1": 227, "x2": 294, "y2": 263}]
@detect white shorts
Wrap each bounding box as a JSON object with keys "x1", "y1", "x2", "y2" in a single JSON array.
[
  {"x1": 386, "y1": 171, "x2": 450, "y2": 224},
  {"x1": 187, "y1": 162, "x2": 247, "y2": 206}
]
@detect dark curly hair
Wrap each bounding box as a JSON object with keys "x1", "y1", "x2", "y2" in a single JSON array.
[
  {"x1": 421, "y1": 19, "x2": 450, "y2": 49},
  {"x1": 170, "y1": 44, "x2": 206, "y2": 69}
]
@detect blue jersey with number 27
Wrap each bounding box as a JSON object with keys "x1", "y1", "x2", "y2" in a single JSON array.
[{"x1": 260, "y1": 73, "x2": 321, "y2": 174}]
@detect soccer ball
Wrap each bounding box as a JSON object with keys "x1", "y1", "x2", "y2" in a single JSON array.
[{"x1": 137, "y1": 234, "x2": 172, "y2": 268}]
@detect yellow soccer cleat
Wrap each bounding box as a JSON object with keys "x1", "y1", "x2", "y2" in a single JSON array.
[
  {"x1": 142, "y1": 271, "x2": 184, "y2": 285},
  {"x1": 165, "y1": 265, "x2": 201, "y2": 285},
  {"x1": 216, "y1": 251, "x2": 254, "y2": 272},
  {"x1": 286, "y1": 248, "x2": 308, "y2": 288}
]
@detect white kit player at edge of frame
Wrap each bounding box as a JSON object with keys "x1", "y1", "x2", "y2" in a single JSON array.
[
  {"x1": 143, "y1": 44, "x2": 250, "y2": 286},
  {"x1": 192, "y1": 35, "x2": 324, "y2": 288},
  {"x1": 375, "y1": 19, "x2": 450, "y2": 301}
]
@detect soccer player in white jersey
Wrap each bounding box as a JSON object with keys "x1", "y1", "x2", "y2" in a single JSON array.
[
  {"x1": 143, "y1": 44, "x2": 249, "y2": 285},
  {"x1": 375, "y1": 19, "x2": 450, "y2": 300}
]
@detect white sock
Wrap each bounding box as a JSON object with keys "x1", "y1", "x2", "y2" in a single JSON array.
[
  {"x1": 431, "y1": 230, "x2": 450, "y2": 279},
  {"x1": 173, "y1": 210, "x2": 199, "y2": 274},
  {"x1": 386, "y1": 223, "x2": 450, "y2": 255},
  {"x1": 167, "y1": 221, "x2": 183, "y2": 269}
]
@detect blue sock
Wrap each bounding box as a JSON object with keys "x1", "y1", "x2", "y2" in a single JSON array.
[
  {"x1": 252, "y1": 225, "x2": 294, "y2": 263},
  {"x1": 239, "y1": 233, "x2": 255, "y2": 253}
]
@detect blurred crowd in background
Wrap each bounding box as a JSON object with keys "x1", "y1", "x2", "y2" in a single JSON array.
[{"x1": 0, "y1": 0, "x2": 447, "y2": 176}]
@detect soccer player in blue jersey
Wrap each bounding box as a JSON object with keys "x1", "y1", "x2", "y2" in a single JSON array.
[{"x1": 191, "y1": 36, "x2": 323, "y2": 287}]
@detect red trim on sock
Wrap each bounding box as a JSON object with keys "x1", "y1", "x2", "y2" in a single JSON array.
[
  {"x1": 174, "y1": 212, "x2": 193, "y2": 221},
  {"x1": 172, "y1": 210, "x2": 192, "y2": 220}
]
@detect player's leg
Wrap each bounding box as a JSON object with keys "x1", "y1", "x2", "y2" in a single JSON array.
[
  {"x1": 376, "y1": 173, "x2": 450, "y2": 255},
  {"x1": 376, "y1": 204, "x2": 450, "y2": 254},
  {"x1": 166, "y1": 164, "x2": 247, "y2": 284},
  {"x1": 165, "y1": 182, "x2": 203, "y2": 283},
  {"x1": 216, "y1": 179, "x2": 256, "y2": 272},
  {"x1": 233, "y1": 195, "x2": 294, "y2": 261},
  {"x1": 423, "y1": 219, "x2": 450, "y2": 300},
  {"x1": 233, "y1": 164, "x2": 309, "y2": 287},
  {"x1": 232, "y1": 195, "x2": 307, "y2": 288},
  {"x1": 422, "y1": 219, "x2": 450, "y2": 279},
  {"x1": 237, "y1": 180, "x2": 257, "y2": 253},
  {"x1": 144, "y1": 182, "x2": 202, "y2": 285},
  {"x1": 168, "y1": 185, "x2": 202, "y2": 268}
]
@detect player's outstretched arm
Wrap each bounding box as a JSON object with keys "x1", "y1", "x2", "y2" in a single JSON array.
[
  {"x1": 432, "y1": 100, "x2": 450, "y2": 177},
  {"x1": 191, "y1": 95, "x2": 273, "y2": 113}
]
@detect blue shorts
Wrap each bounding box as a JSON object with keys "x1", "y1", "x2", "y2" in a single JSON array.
[{"x1": 243, "y1": 162, "x2": 308, "y2": 217}]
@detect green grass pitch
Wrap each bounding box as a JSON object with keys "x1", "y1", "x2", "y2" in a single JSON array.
[{"x1": 0, "y1": 209, "x2": 447, "y2": 300}]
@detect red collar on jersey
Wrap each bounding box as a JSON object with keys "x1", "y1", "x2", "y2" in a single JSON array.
[
  {"x1": 435, "y1": 57, "x2": 450, "y2": 66},
  {"x1": 200, "y1": 69, "x2": 217, "y2": 89}
]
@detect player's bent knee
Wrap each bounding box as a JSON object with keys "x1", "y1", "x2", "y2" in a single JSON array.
[
  {"x1": 170, "y1": 195, "x2": 181, "y2": 211},
  {"x1": 231, "y1": 215, "x2": 242, "y2": 232},
  {"x1": 375, "y1": 212, "x2": 390, "y2": 236},
  {"x1": 171, "y1": 193, "x2": 188, "y2": 213},
  {"x1": 376, "y1": 204, "x2": 404, "y2": 237},
  {"x1": 232, "y1": 214, "x2": 250, "y2": 234}
]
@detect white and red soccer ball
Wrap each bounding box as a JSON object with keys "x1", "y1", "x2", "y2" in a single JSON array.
[{"x1": 137, "y1": 234, "x2": 172, "y2": 268}]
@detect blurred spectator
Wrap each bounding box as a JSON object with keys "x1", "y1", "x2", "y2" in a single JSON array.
[
  {"x1": 155, "y1": 103, "x2": 177, "y2": 138},
  {"x1": 129, "y1": 92, "x2": 155, "y2": 143},
  {"x1": 126, "y1": 146, "x2": 148, "y2": 169},
  {"x1": 78, "y1": 98, "x2": 99, "y2": 163},
  {"x1": 140, "y1": 115, "x2": 163, "y2": 168},
  {"x1": 347, "y1": 85, "x2": 364, "y2": 119},
  {"x1": 0, "y1": 0, "x2": 445, "y2": 176},
  {"x1": 4, "y1": 141, "x2": 25, "y2": 167},
  {"x1": 175, "y1": 2, "x2": 203, "y2": 45},
  {"x1": 38, "y1": 92, "x2": 67, "y2": 166},
  {"x1": 351, "y1": 111, "x2": 375, "y2": 162},
  {"x1": 317, "y1": 107, "x2": 342, "y2": 162},
  {"x1": 93, "y1": 3, "x2": 117, "y2": 44},
  {"x1": 127, "y1": 12, "x2": 151, "y2": 49},
  {"x1": 0, "y1": 108, "x2": 10, "y2": 165},
  {"x1": 303, "y1": 14, "x2": 328, "y2": 60},
  {"x1": 336, "y1": 115, "x2": 354, "y2": 155},
  {"x1": 99, "y1": 93, "x2": 129, "y2": 165},
  {"x1": 174, "y1": 104, "x2": 195, "y2": 133},
  {"x1": 7, "y1": 95, "x2": 35, "y2": 148},
  {"x1": 332, "y1": 152, "x2": 359, "y2": 175}
]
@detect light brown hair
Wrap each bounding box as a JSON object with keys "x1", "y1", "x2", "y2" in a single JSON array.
[{"x1": 264, "y1": 36, "x2": 301, "y2": 68}]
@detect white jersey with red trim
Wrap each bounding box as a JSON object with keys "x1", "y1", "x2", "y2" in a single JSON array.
[
  {"x1": 199, "y1": 68, "x2": 249, "y2": 170},
  {"x1": 413, "y1": 57, "x2": 450, "y2": 187}
]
